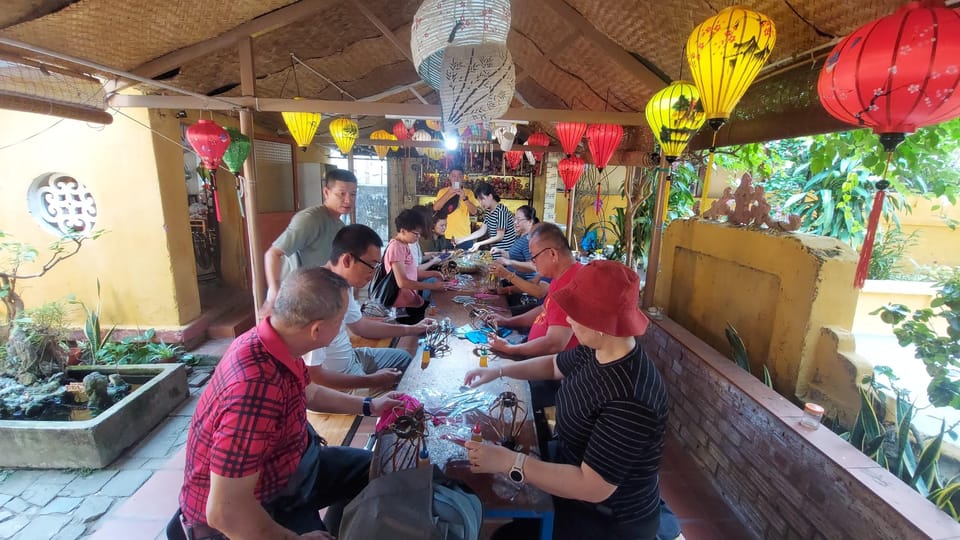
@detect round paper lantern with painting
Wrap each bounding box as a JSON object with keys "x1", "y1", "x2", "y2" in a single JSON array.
[
  {"x1": 186, "y1": 119, "x2": 231, "y2": 222},
  {"x1": 411, "y1": 0, "x2": 511, "y2": 89},
  {"x1": 329, "y1": 117, "x2": 359, "y2": 155},
  {"x1": 440, "y1": 42, "x2": 516, "y2": 131},
  {"x1": 645, "y1": 81, "x2": 706, "y2": 163},
  {"x1": 818, "y1": 0, "x2": 960, "y2": 288}
]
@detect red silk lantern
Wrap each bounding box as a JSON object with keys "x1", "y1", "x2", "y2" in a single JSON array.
[
  {"x1": 818, "y1": 0, "x2": 960, "y2": 288},
  {"x1": 525, "y1": 131, "x2": 550, "y2": 162},
  {"x1": 186, "y1": 119, "x2": 231, "y2": 222},
  {"x1": 554, "y1": 122, "x2": 586, "y2": 156},
  {"x1": 557, "y1": 155, "x2": 585, "y2": 194},
  {"x1": 392, "y1": 121, "x2": 411, "y2": 141},
  {"x1": 585, "y1": 124, "x2": 623, "y2": 214},
  {"x1": 504, "y1": 150, "x2": 523, "y2": 171}
]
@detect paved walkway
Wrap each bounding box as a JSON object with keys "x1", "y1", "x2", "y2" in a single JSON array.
[{"x1": 0, "y1": 339, "x2": 229, "y2": 540}]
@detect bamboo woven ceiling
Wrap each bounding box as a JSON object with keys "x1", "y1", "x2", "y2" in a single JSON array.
[{"x1": 0, "y1": 0, "x2": 940, "y2": 153}]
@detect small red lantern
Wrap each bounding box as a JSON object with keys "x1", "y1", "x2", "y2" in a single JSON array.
[
  {"x1": 525, "y1": 131, "x2": 550, "y2": 162},
  {"x1": 186, "y1": 119, "x2": 231, "y2": 222},
  {"x1": 392, "y1": 121, "x2": 411, "y2": 141},
  {"x1": 818, "y1": 0, "x2": 960, "y2": 287},
  {"x1": 586, "y1": 124, "x2": 623, "y2": 214},
  {"x1": 504, "y1": 150, "x2": 523, "y2": 171},
  {"x1": 554, "y1": 122, "x2": 586, "y2": 156},
  {"x1": 557, "y1": 155, "x2": 585, "y2": 195}
]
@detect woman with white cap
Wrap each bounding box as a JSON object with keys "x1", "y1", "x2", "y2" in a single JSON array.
[{"x1": 464, "y1": 260, "x2": 670, "y2": 540}]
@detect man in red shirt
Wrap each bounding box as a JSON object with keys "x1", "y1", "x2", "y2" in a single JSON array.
[
  {"x1": 174, "y1": 267, "x2": 401, "y2": 540},
  {"x1": 486, "y1": 222, "x2": 582, "y2": 358}
]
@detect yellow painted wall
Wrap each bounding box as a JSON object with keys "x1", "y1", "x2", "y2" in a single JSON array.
[
  {"x1": 0, "y1": 108, "x2": 199, "y2": 327},
  {"x1": 897, "y1": 196, "x2": 960, "y2": 268},
  {"x1": 654, "y1": 219, "x2": 864, "y2": 402}
]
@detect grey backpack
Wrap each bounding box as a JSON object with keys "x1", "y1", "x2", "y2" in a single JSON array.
[{"x1": 339, "y1": 464, "x2": 482, "y2": 540}]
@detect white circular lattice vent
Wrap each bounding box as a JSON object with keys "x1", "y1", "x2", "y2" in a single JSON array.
[{"x1": 27, "y1": 173, "x2": 98, "y2": 236}]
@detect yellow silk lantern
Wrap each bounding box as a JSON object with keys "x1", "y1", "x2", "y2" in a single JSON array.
[
  {"x1": 281, "y1": 97, "x2": 321, "y2": 150},
  {"x1": 686, "y1": 7, "x2": 775, "y2": 129},
  {"x1": 425, "y1": 119, "x2": 441, "y2": 131},
  {"x1": 370, "y1": 129, "x2": 398, "y2": 159},
  {"x1": 687, "y1": 6, "x2": 775, "y2": 212},
  {"x1": 329, "y1": 117, "x2": 359, "y2": 155},
  {"x1": 645, "y1": 81, "x2": 705, "y2": 161}
]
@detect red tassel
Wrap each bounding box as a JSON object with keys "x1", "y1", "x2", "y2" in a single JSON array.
[
  {"x1": 595, "y1": 180, "x2": 602, "y2": 215},
  {"x1": 854, "y1": 186, "x2": 886, "y2": 288},
  {"x1": 211, "y1": 171, "x2": 222, "y2": 222}
]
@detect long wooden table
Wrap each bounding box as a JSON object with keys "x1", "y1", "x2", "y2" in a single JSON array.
[{"x1": 394, "y1": 289, "x2": 554, "y2": 540}]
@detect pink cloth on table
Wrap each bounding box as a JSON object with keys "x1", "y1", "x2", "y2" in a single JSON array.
[
  {"x1": 474, "y1": 292, "x2": 497, "y2": 300},
  {"x1": 376, "y1": 393, "x2": 422, "y2": 433}
]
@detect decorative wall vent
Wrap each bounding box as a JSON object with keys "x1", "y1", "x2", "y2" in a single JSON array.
[{"x1": 27, "y1": 173, "x2": 97, "y2": 236}]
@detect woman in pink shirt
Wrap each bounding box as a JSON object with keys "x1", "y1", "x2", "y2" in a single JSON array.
[{"x1": 383, "y1": 208, "x2": 447, "y2": 324}]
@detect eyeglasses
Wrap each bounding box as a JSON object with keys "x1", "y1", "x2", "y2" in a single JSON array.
[
  {"x1": 514, "y1": 216, "x2": 528, "y2": 223},
  {"x1": 530, "y1": 247, "x2": 554, "y2": 262},
  {"x1": 355, "y1": 257, "x2": 381, "y2": 272}
]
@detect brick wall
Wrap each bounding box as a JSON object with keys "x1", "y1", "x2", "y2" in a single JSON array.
[{"x1": 643, "y1": 317, "x2": 960, "y2": 540}]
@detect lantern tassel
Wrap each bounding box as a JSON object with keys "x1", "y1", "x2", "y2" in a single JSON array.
[
  {"x1": 210, "y1": 171, "x2": 222, "y2": 223},
  {"x1": 854, "y1": 154, "x2": 893, "y2": 288},
  {"x1": 594, "y1": 173, "x2": 603, "y2": 216},
  {"x1": 236, "y1": 175, "x2": 246, "y2": 219}
]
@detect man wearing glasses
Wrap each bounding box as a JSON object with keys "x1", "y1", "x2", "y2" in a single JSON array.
[
  {"x1": 485, "y1": 222, "x2": 582, "y2": 358},
  {"x1": 304, "y1": 225, "x2": 435, "y2": 393}
]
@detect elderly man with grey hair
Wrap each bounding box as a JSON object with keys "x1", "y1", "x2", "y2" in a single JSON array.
[{"x1": 173, "y1": 267, "x2": 402, "y2": 540}]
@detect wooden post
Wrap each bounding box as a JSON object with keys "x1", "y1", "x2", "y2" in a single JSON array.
[
  {"x1": 642, "y1": 154, "x2": 669, "y2": 309},
  {"x1": 238, "y1": 37, "x2": 266, "y2": 314}
]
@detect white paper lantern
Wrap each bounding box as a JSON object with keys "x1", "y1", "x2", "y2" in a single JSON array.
[
  {"x1": 411, "y1": 0, "x2": 511, "y2": 89},
  {"x1": 413, "y1": 129, "x2": 444, "y2": 160},
  {"x1": 440, "y1": 42, "x2": 515, "y2": 131},
  {"x1": 493, "y1": 122, "x2": 517, "y2": 151}
]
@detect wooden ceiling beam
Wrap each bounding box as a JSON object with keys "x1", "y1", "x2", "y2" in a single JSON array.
[
  {"x1": 536, "y1": 0, "x2": 666, "y2": 92},
  {"x1": 107, "y1": 94, "x2": 648, "y2": 125},
  {"x1": 112, "y1": 0, "x2": 334, "y2": 90}
]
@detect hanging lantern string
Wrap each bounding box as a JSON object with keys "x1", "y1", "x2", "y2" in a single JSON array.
[
  {"x1": 854, "y1": 152, "x2": 893, "y2": 288},
  {"x1": 698, "y1": 129, "x2": 720, "y2": 214}
]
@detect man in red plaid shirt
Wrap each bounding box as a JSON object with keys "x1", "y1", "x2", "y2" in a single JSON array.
[{"x1": 172, "y1": 267, "x2": 402, "y2": 540}]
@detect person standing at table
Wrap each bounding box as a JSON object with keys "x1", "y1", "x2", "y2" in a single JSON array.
[
  {"x1": 263, "y1": 168, "x2": 357, "y2": 311},
  {"x1": 174, "y1": 267, "x2": 402, "y2": 540},
  {"x1": 383, "y1": 209, "x2": 448, "y2": 324},
  {"x1": 305, "y1": 224, "x2": 435, "y2": 393},
  {"x1": 455, "y1": 181, "x2": 516, "y2": 255},
  {"x1": 432, "y1": 165, "x2": 478, "y2": 249},
  {"x1": 463, "y1": 261, "x2": 669, "y2": 540}
]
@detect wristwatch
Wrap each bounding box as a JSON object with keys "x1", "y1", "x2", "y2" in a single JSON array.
[
  {"x1": 508, "y1": 452, "x2": 526, "y2": 483},
  {"x1": 362, "y1": 396, "x2": 373, "y2": 417}
]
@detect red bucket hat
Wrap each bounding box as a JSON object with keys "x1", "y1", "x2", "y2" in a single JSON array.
[{"x1": 552, "y1": 260, "x2": 649, "y2": 337}]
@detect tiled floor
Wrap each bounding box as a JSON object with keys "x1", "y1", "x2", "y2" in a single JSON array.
[{"x1": 660, "y1": 435, "x2": 753, "y2": 539}]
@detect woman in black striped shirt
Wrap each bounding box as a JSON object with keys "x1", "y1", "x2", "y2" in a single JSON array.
[
  {"x1": 453, "y1": 181, "x2": 516, "y2": 256},
  {"x1": 464, "y1": 260, "x2": 669, "y2": 539}
]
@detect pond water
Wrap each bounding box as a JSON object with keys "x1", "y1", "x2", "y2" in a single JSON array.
[{"x1": 1, "y1": 373, "x2": 151, "y2": 422}]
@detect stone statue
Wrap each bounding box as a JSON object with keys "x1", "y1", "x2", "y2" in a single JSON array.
[
  {"x1": 701, "y1": 173, "x2": 801, "y2": 232},
  {"x1": 83, "y1": 372, "x2": 111, "y2": 410}
]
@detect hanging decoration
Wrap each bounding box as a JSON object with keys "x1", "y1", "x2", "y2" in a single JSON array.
[
  {"x1": 401, "y1": 118, "x2": 417, "y2": 130},
  {"x1": 557, "y1": 155, "x2": 585, "y2": 195},
  {"x1": 586, "y1": 124, "x2": 623, "y2": 215},
  {"x1": 425, "y1": 119, "x2": 442, "y2": 131},
  {"x1": 282, "y1": 97, "x2": 321, "y2": 151},
  {"x1": 370, "y1": 129, "x2": 398, "y2": 159},
  {"x1": 504, "y1": 149, "x2": 523, "y2": 171},
  {"x1": 393, "y1": 120, "x2": 412, "y2": 141},
  {"x1": 554, "y1": 122, "x2": 587, "y2": 157},
  {"x1": 186, "y1": 119, "x2": 231, "y2": 223},
  {"x1": 413, "y1": 129, "x2": 444, "y2": 160},
  {"x1": 329, "y1": 117, "x2": 359, "y2": 155},
  {"x1": 644, "y1": 81, "x2": 706, "y2": 162},
  {"x1": 222, "y1": 127, "x2": 251, "y2": 218},
  {"x1": 687, "y1": 7, "x2": 776, "y2": 215},
  {"x1": 411, "y1": 0, "x2": 512, "y2": 89},
  {"x1": 817, "y1": 0, "x2": 960, "y2": 288},
  {"x1": 525, "y1": 131, "x2": 549, "y2": 163},
  {"x1": 439, "y1": 42, "x2": 516, "y2": 131},
  {"x1": 493, "y1": 122, "x2": 517, "y2": 151}
]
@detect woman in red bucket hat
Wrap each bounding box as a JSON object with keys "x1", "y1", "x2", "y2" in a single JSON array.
[{"x1": 464, "y1": 260, "x2": 676, "y2": 540}]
